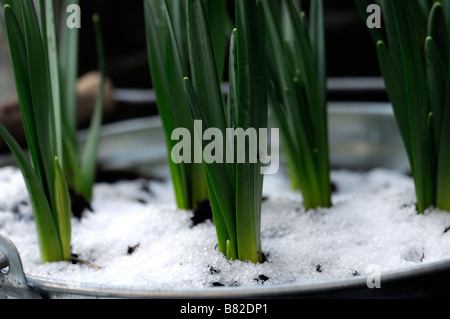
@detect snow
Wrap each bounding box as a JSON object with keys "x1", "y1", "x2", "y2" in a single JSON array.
[{"x1": 1, "y1": 165, "x2": 450, "y2": 290}]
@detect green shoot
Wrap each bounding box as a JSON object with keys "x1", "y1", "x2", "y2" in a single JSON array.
[
  {"x1": 76, "y1": 14, "x2": 106, "y2": 202},
  {"x1": 144, "y1": 0, "x2": 227, "y2": 210},
  {"x1": 261, "y1": 0, "x2": 332, "y2": 210},
  {"x1": 59, "y1": 1, "x2": 106, "y2": 203},
  {"x1": 0, "y1": 0, "x2": 106, "y2": 204},
  {"x1": 184, "y1": 0, "x2": 267, "y2": 263},
  {"x1": 356, "y1": 0, "x2": 450, "y2": 213},
  {"x1": 0, "y1": 1, "x2": 105, "y2": 262},
  {"x1": 0, "y1": 0, "x2": 71, "y2": 262}
]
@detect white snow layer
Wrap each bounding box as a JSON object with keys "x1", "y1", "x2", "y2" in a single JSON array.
[{"x1": 1, "y1": 165, "x2": 450, "y2": 289}]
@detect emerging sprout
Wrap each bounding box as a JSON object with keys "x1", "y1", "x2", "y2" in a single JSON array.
[
  {"x1": 0, "y1": 0, "x2": 72, "y2": 262},
  {"x1": 357, "y1": 0, "x2": 450, "y2": 213},
  {"x1": 262, "y1": 0, "x2": 332, "y2": 210},
  {"x1": 60, "y1": 1, "x2": 105, "y2": 204},
  {"x1": 0, "y1": 0, "x2": 105, "y2": 262},
  {"x1": 143, "y1": 0, "x2": 226, "y2": 210},
  {"x1": 184, "y1": 0, "x2": 267, "y2": 263}
]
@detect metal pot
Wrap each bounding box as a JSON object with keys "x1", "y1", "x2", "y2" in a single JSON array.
[
  {"x1": 1, "y1": 86, "x2": 449, "y2": 299},
  {"x1": 1, "y1": 229, "x2": 450, "y2": 299}
]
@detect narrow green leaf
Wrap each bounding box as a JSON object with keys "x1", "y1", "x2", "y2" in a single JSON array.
[
  {"x1": 392, "y1": 0, "x2": 434, "y2": 212},
  {"x1": 261, "y1": 0, "x2": 292, "y2": 109},
  {"x1": 186, "y1": 0, "x2": 227, "y2": 131},
  {"x1": 38, "y1": 0, "x2": 48, "y2": 57},
  {"x1": 417, "y1": 0, "x2": 431, "y2": 16},
  {"x1": 203, "y1": 0, "x2": 227, "y2": 82},
  {"x1": 428, "y1": 2, "x2": 449, "y2": 72},
  {"x1": 425, "y1": 37, "x2": 446, "y2": 151},
  {"x1": 80, "y1": 14, "x2": 105, "y2": 201},
  {"x1": 3, "y1": 0, "x2": 23, "y2": 30},
  {"x1": 189, "y1": 160, "x2": 209, "y2": 211},
  {"x1": 186, "y1": 0, "x2": 233, "y2": 187},
  {"x1": 378, "y1": 0, "x2": 403, "y2": 70},
  {"x1": 43, "y1": 0, "x2": 63, "y2": 164},
  {"x1": 309, "y1": 0, "x2": 326, "y2": 103},
  {"x1": 3, "y1": 5, "x2": 43, "y2": 182},
  {"x1": 59, "y1": 0, "x2": 80, "y2": 138},
  {"x1": 58, "y1": 0, "x2": 80, "y2": 187},
  {"x1": 363, "y1": 0, "x2": 450, "y2": 213},
  {"x1": 0, "y1": 123, "x2": 63, "y2": 262},
  {"x1": 165, "y1": 0, "x2": 187, "y2": 68},
  {"x1": 54, "y1": 157, "x2": 71, "y2": 261},
  {"x1": 163, "y1": 0, "x2": 189, "y2": 86},
  {"x1": 261, "y1": 0, "x2": 330, "y2": 209},
  {"x1": 19, "y1": 0, "x2": 57, "y2": 210},
  {"x1": 145, "y1": 0, "x2": 209, "y2": 209},
  {"x1": 145, "y1": 0, "x2": 189, "y2": 209},
  {"x1": 226, "y1": 29, "x2": 238, "y2": 130},
  {"x1": 437, "y1": 53, "x2": 450, "y2": 211},
  {"x1": 205, "y1": 171, "x2": 230, "y2": 255},
  {"x1": 225, "y1": 28, "x2": 238, "y2": 188},
  {"x1": 376, "y1": 40, "x2": 412, "y2": 164},
  {"x1": 2, "y1": 2, "x2": 74, "y2": 263},
  {"x1": 441, "y1": 0, "x2": 450, "y2": 43},
  {"x1": 288, "y1": 6, "x2": 324, "y2": 138},
  {"x1": 235, "y1": 0, "x2": 267, "y2": 263},
  {"x1": 267, "y1": 82, "x2": 309, "y2": 194},
  {"x1": 261, "y1": 0, "x2": 305, "y2": 158},
  {"x1": 163, "y1": 0, "x2": 209, "y2": 207},
  {"x1": 226, "y1": 240, "x2": 237, "y2": 261},
  {"x1": 285, "y1": 0, "x2": 331, "y2": 208},
  {"x1": 184, "y1": 77, "x2": 237, "y2": 255},
  {"x1": 408, "y1": 0, "x2": 430, "y2": 41},
  {"x1": 62, "y1": 128, "x2": 85, "y2": 193}
]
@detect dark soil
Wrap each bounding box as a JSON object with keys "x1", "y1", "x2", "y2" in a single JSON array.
[
  {"x1": 127, "y1": 243, "x2": 140, "y2": 255},
  {"x1": 95, "y1": 168, "x2": 165, "y2": 184},
  {"x1": 70, "y1": 253, "x2": 80, "y2": 265},
  {"x1": 399, "y1": 201, "x2": 419, "y2": 214},
  {"x1": 211, "y1": 274, "x2": 270, "y2": 287},
  {"x1": 331, "y1": 181, "x2": 339, "y2": 193},
  {"x1": 69, "y1": 168, "x2": 166, "y2": 219},
  {"x1": 70, "y1": 253, "x2": 101, "y2": 270},
  {"x1": 254, "y1": 274, "x2": 270, "y2": 284},
  {"x1": 8, "y1": 200, "x2": 33, "y2": 222},
  {"x1": 211, "y1": 282, "x2": 225, "y2": 287},
  {"x1": 69, "y1": 189, "x2": 93, "y2": 220},
  {"x1": 261, "y1": 252, "x2": 269, "y2": 263},
  {"x1": 209, "y1": 265, "x2": 220, "y2": 275},
  {"x1": 191, "y1": 200, "x2": 213, "y2": 226},
  {"x1": 208, "y1": 253, "x2": 270, "y2": 287}
]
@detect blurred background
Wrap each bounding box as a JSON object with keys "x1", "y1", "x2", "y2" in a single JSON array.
[
  {"x1": 0, "y1": 0, "x2": 385, "y2": 122},
  {"x1": 1, "y1": 0, "x2": 403, "y2": 172},
  {"x1": 76, "y1": 0, "x2": 384, "y2": 99}
]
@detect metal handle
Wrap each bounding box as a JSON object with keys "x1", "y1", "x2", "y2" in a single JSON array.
[
  {"x1": 0, "y1": 235, "x2": 41, "y2": 299},
  {"x1": 0, "y1": 252, "x2": 8, "y2": 269}
]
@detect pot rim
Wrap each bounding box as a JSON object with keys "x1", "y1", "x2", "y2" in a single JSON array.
[
  {"x1": 1, "y1": 100, "x2": 448, "y2": 298},
  {"x1": 23, "y1": 257, "x2": 450, "y2": 298}
]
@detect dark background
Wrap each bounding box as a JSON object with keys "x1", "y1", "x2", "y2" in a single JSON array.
[
  {"x1": 0, "y1": 1, "x2": 388, "y2": 153},
  {"x1": 76, "y1": 0, "x2": 381, "y2": 90}
]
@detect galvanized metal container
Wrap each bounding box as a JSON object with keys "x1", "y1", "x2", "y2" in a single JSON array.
[{"x1": 1, "y1": 93, "x2": 449, "y2": 299}]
